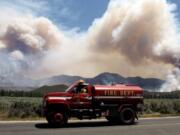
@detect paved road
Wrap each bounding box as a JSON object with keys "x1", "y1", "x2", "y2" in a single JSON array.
[{"x1": 0, "y1": 117, "x2": 180, "y2": 135}]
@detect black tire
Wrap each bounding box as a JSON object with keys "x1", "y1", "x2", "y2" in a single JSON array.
[
  {"x1": 46, "y1": 112, "x2": 68, "y2": 127},
  {"x1": 120, "y1": 108, "x2": 135, "y2": 125}
]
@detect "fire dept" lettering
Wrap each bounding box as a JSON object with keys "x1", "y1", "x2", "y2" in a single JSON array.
[{"x1": 104, "y1": 90, "x2": 135, "y2": 96}]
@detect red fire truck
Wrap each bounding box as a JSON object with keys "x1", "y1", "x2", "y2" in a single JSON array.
[{"x1": 43, "y1": 80, "x2": 143, "y2": 126}]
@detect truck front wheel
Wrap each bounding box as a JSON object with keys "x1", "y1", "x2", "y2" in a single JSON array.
[
  {"x1": 120, "y1": 108, "x2": 135, "y2": 125},
  {"x1": 46, "y1": 112, "x2": 68, "y2": 127}
]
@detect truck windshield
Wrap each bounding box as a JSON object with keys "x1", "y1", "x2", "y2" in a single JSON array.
[
  {"x1": 65, "y1": 83, "x2": 76, "y2": 92},
  {"x1": 65, "y1": 81, "x2": 88, "y2": 93}
]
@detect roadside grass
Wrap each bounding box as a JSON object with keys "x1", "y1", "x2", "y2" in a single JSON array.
[
  {"x1": 0, "y1": 97, "x2": 42, "y2": 120},
  {"x1": 140, "y1": 113, "x2": 180, "y2": 118},
  {"x1": 0, "y1": 97, "x2": 180, "y2": 120},
  {"x1": 143, "y1": 99, "x2": 180, "y2": 115}
]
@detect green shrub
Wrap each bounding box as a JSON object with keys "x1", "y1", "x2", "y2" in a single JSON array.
[
  {"x1": 149, "y1": 102, "x2": 159, "y2": 112},
  {"x1": 172, "y1": 101, "x2": 180, "y2": 113},
  {"x1": 8, "y1": 101, "x2": 42, "y2": 118}
]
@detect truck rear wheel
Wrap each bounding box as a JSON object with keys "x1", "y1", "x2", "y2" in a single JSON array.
[
  {"x1": 46, "y1": 112, "x2": 68, "y2": 127},
  {"x1": 120, "y1": 108, "x2": 135, "y2": 125}
]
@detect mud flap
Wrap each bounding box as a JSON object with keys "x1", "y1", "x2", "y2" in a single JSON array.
[{"x1": 135, "y1": 112, "x2": 138, "y2": 120}]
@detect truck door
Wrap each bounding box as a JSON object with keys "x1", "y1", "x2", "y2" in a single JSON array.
[{"x1": 71, "y1": 86, "x2": 92, "y2": 109}]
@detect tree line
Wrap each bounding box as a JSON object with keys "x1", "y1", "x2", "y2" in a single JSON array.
[
  {"x1": 0, "y1": 90, "x2": 42, "y2": 97},
  {"x1": 143, "y1": 91, "x2": 180, "y2": 99}
]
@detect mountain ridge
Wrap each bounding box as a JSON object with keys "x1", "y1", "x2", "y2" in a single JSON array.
[{"x1": 0, "y1": 72, "x2": 165, "y2": 91}]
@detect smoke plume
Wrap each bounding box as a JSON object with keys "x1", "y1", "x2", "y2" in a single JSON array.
[
  {"x1": 0, "y1": 0, "x2": 180, "y2": 91},
  {"x1": 86, "y1": 0, "x2": 180, "y2": 91},
  {"x1": 160, "y1": 68, "x2": 180, "y2": 92},
  {"x1": 0, "y1": 15, "x2": 63, "y2": 77}
]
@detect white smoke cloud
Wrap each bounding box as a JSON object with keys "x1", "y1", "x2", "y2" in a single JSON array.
[
  {"x1": 0, "y1": 13, "x2": 64, "y2": 77},
  {"x1": 10, "y1": 50, "x2": 24, "y2": 60},
  {"x1": 0, "y1": 0, "x2": 180, "y2": 91},
  {"x1": 86, "y1": 0, "x2": 180, "y2": 91},
  {"x1": 160, "y1": 68, "x2": 180, "y2": 92},
  {"x1": 1, "y1": 17, "x2": 62, "y2": 54},
  {"x1": 87, "y1": 0, "x2": 178, "y2": 64}
]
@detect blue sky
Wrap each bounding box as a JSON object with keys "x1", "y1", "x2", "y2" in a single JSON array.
[
  {"x1": 170, "y1": 0, "x2": 180, "y2": 20},
  {"x1": 0, "y1": 0, "x2": 109, "y2": 31},
  {"x1": 1, "y1": 0, "x2": 180, "y2": 31},
  {"x1": 45, "y1": 0, "x2": 110, "y2": 30}
]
